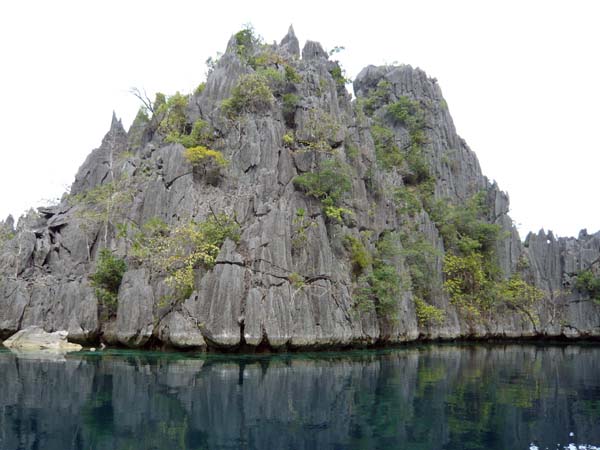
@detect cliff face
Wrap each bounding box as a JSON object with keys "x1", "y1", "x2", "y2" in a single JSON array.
[{"x1": 1, "y1": 27, "x2": 599, "y2": 350}]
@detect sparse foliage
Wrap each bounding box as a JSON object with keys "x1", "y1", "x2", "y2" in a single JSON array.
[
  {"x1": 221, "y1": 73, "x2": 274, "y2": 118},
  {"x1": 90, "y1": 249, "x2": 126, "y2": 318},
  {"x1": 131, "y1": 214, "x2": 240, "y2": 299}
]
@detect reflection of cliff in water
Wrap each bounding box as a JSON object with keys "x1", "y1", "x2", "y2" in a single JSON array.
[{"x1": 1, "y1": 345, "x2": 600, "y2": 450}]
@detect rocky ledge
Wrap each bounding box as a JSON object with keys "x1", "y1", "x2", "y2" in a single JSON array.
[{"x1": 0, "y1": 26, "x2": 599, "y2": 352}]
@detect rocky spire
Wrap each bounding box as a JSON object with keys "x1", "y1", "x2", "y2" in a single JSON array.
[
  {"x1": 110, "y1": 111, "x2": 125, "y2": 135},
  {"x1": 4, "y1": 215, "x2": 14, "y2": 231},
  {"x1": 279, "y1": 25, "x2": 300, "y2": 57},
  {"x1": 302, "y1": 40, "x2": 328, "y2": 60}
]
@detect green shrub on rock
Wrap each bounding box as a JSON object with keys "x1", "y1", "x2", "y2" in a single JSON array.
[
  {"x1": 574, "y1": 269, "x2": 600, "y2": 303},
  {"x1": 414, "y1": 297, "x2": 445, "y2": 327},
  {"x1": 184, "y1": 146, "x2": 228, "y2": 168},
  {"x1": 132, "y1": 214, "x2": 240, "y2": 300},
  {"x1": 222, "y1": 73, "x2": 274, "y2": 118},
  {"x1": 90, "y1": 249, "x2": 127, "y2": 317}
]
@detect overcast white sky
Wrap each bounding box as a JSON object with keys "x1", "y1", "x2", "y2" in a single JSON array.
[{"x1": 0, "y1": 0, "x2": 598, "y2": 238}]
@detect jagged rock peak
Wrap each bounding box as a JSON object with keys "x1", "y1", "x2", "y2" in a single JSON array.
[
  {"x1": 4, "y1": 215, "x2": 14, "y2": 231},
  {"x1": 279, "y1": 25, "x2": 299, "y2": 57},
  {"x1": 302, "y1": 40, "x2": 328, "y2": 60},
  {"x1": 225, "y1": 34, "x2": 240, "y2": 55},
  {"x1": 110, "y1": 111, "x2": 125, "y2": 134}
]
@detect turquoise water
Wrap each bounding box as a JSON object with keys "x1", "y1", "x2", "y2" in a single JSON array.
[{"x1": 1, "y1": 343, "x2": 600, "y2": 449}]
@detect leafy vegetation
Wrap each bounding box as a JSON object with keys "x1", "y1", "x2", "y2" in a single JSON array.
[
  {"x1": 387, "y1": 96, "x2": 425, "y2": 140},
  {"x1": 414, "y1": 297, "x2": 445, "y2": 327},
  {"x1": 293, "y1": 158, "x2": 352, "y2": 222},
  {"x1": 371, "y1": 124, "x2": 403, "y2": 168},
  {"x1": 184, "y1": 146, "x2": 228, "y2": 169},
  {"x1": 194, "y1": 82, "x2": 206, "y2": 96},
  {"x1": 256, "y1": 66, "x2": 286, "y2": 94},
  {"x1": 329, "y1": 64, "x2": 350, "y2": 86},
  {"x1": 70, "y1": 176, "x2": 134, "y2": 254},
  {"x1": 296, "y1": 108, "x2": 341, "y2": 152},
  {"x1": 400, "y1": 230, "x2": 441, "y2": 304},
  {"x1": 363, "y1": 80, "x2": 392, "y2": 115},
  {"x1": 355, "y1": 233, "x2": 403, "y2": 319},
  {"x1": 90, "y1": 249, "x2": 127, "y2": 318},
  {"x1": 282, "y1": 93, "x2": 299, "y2": 126},
  {"x1": 428, "y1": 192, "x2": 501, "y2": 256},
  {"x1": 433, "y1": 192, "x2": 544, "y2": 319},
  {"x1": 221, "y1": 73, "x2": 274, "y2": 118},
  {"x1": 574, "y1": 269, "x2": 600, "y2": 303},
  {"x1": 344, "y1": 235, "x2": 372, "y2": 277},
  {"x1": 282, "y1": 131, "x2": 295, "y2": 147},
  {"x1": 166, "y1": 119, "x2": 213, "y2": 148},
  {"x1": 131, "y1": 214, "x2": 240, "y2": 299},
  {"x1": 284, "y1": 65, "x2": 301, "y2": 83},
  {"x1": 234, "y1": 25, "x2": 261, "y2": 63},
  {"x1": 291, "y1": 208, "x2": 317, "y2": 252},
  {"x1": 155, "y1": 92, "x2": 188, "y2": 140}
]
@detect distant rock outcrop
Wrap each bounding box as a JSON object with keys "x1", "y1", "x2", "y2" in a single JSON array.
[{"x1": 0, "y1": 27, "x2": 598, "y2": 350}]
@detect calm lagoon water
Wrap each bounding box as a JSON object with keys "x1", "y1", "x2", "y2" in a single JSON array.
[{"x1": 1, "y1": 343, "x2": 600, "y2": 450}]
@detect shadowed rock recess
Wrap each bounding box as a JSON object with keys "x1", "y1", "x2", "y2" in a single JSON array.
[{"x1": 1, "y1": 27, "x2": 599, "y2": 350}]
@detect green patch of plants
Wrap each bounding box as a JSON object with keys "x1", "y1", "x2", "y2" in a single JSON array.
[
  {"x1": 443, "y1": 252, "x2": 493, "y2": 316},
  {"x1": 131, "y1": 214, "x2": 240, "y2": 300},
  {"x1": 428, "y1": 192, "x2": 501, "y2": 255},
  {"x1": 297, "y1": 108, "x2": 341, "y2": 152},
  {"x1": 574, "y1": 269, "x2": 600, "y2": 303},
  {"x1": 433, "y1": 191, "x2": 543, "y2": 319},
  {"x1": 293, "y1": 159, "x2": 352, "y2": 203},
  {"x1": 257, "y1": 66, "x2": 286, "y2": 93},
  {"x1": 393, "y1": 186, "x2": 422, "y2": 217},
  {"x1": 282, "y1": 131, "x2": 295, "y2": 147},
  {"x1": 250, "y1": 49, "x2": 286, "y2": 69},
  {"x1": 155, "y1": 92, "x2": 189, "y2": 140},
  {"x1": 344, "y1": 235, "x2": 372, "y2": 277},
  {"x1": 363, "y1": 80, "x2": 392, "y2": 115},
  {"x1": 371, "y1": 124, "x2": 403, "y2": 168},
  {"x1": 70, "y1": 176, "x2": 135, "y2": 253},
  {"x1": 404, "y1": 146, "x2": 431, "y2": 186},
  {"x1": 291, "y1": 208, "x2": 317, "y2": 252},
  {"x1": 386, "y1": 96, "x2": 424, "y2": 132},
  {"x1": 234, "y1": 25, "x2": 260, "y2": 63},
  {"x1": 285, "y1": 65, "x2": 301, "y2": 83},
  {"x1": 497, "y1": 274, "x2": 545, "y2": 312},
  {"x1": 345, "y1": 140, "x2": 359, "y2": 160},
  {"x1": 293, "y1": 158, "x2": 354, "y2": 224},
  {"x1": 166, "y1": 119, "x2": 213, "y2": 148},
  {"x1": 90, "y1": 248, "x2": 127, "y2": 318},
  {"x1": 354, "y1": 233, "x2": 403, "y2": 319},
  {"x1": 414, "y1": 297, "x2": 445, "y2": 327},
  {"x1": 184, "y1": 146, "x2": 228, "y2": 169},
  {"x1": 329, "y1": 64, "x2": 350, "y2": 86},
  {"x1": 288, "y1": 272, "x2": 305, "y2": 289},
  {"x1": 282, "y1": 93, "x2": 299, "y2": 126},
  {"x1": 194, "y1": 82, "x2": 206, "y2": 96},
  {"x1": 400, "y1": 230, "x2": 441, "y2": 302},
  {"x1": 221, "y1": 73, "x2": 274, "y2": 118},
  {"x1": 322, "y1": 204, "x2": 353, "y2": 224}
]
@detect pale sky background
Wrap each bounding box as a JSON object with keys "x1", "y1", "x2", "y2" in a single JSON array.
[{"x1": 0, "y1": 0, "x2": 598, "y2": 238}]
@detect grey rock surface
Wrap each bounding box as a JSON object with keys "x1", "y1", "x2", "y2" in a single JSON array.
[{"x1": 0, "y1": 27, "x2": 598, "y2": 350}]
